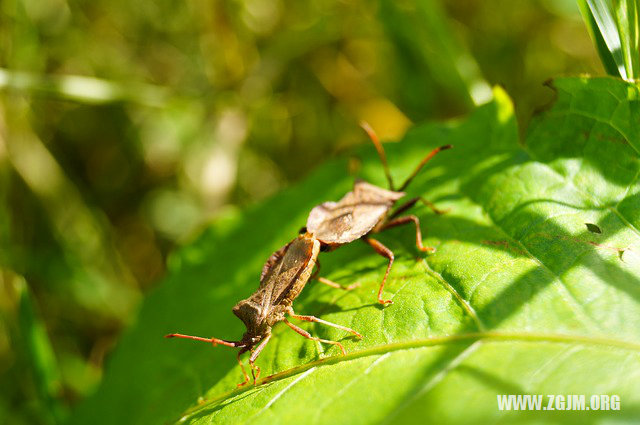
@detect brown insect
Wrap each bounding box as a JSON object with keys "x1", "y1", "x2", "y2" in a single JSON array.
[
  {"x1": 166, "y1": 123, "x2": 450, "y2": 386},
  {"x1": 166, "y1": 232, "x2": 362, "y2": 386},
  {"x1": 305, "y1": 122, "x2": 451, "y2": 304}
]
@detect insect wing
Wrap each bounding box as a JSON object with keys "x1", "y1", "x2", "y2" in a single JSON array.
[
  {"x1": 257, "y1": 235, "x2": 319, "y2": 318},
  {"x1": 307, "y1": 181, "x2": 405, "y2": 244},
  {"x1": 259, "y1": 240, "x2": 291, "y2": 283}
]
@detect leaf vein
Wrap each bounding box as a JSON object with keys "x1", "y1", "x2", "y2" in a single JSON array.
[
  {"x1": 420, "y1": 259, "x2": 486, "y2": 331},
  {"x1": 179, "y1": 331, "x2": 640, "y2": 422},
  {"x1": 380, "y1": 341, "x2": 483, "y2": 424},
  {"x1": 244, "y1": 367, "x2": 317, "y2": 424},
  {"x1": 476, "y1": 213, "x2": 603, "y2": 331}
]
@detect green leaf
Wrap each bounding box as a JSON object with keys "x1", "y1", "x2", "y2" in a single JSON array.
[
  {"x1": 577, "y1": 0, "x2": 640, "y2": 80},
  {"x1": 67, "y1": 77, "x2": 640, "y2": 425}
]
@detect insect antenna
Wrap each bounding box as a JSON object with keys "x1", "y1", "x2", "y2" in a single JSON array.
[
  {"x1": 165, "y1": 333, "x2": 245, "y2": 348},
  {"x1": 360, "y1": 121, "x2": 396, "y2": 191},
  {"x1": 397, "y1": 144, "x2": 452, "y2": 192}
]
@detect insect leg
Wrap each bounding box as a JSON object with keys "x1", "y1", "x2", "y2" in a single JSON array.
[
  {"x1": 317, "y1": 277, "x2": 360, "y2": 291},
  {"x1": 287, "y1": 308, "x2": 362, "y2": 339},
  {"x1": 313, "y1": 259, "x2": 360, "y2": 291},
  {"x1": 379, "y1": 215, "x2": 435, "y2": 253},
  {"x1": 236, "y1": 347, "x2": 251, "y2": 387},
  {"x1": 283, "y1": 318, "x2": 346, "y2": 355},
  {"x1": 387, "y1": 197, "x2": 420, "y2": 221},
  {"x1": 417, "y1": 197, "x2": 449, "y2": 215},
  {"x1": 398, "y1": 145, "x2": 453, "y2": 192},
  {"x1": 363, "y1": 238, "x2": 395, "y2": 305},
  {"x1": 248, "y1": 334, "x2": 271, "y2": 385},
  {"x1": 387, "y1": 197, "x2": 448, "y2": 223}
]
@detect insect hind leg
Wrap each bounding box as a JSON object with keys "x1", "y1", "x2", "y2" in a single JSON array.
[
  {"x1": 363, "y1": 237, "x2": 395, "y2": 305},
  {"x1": 283, "y1": 318, "x2": 347, "y2": 355},
  {"x1": 287, "y1": 308, "x2": 362, "y2": 339},
  {"x1": 386, "y1": 197, "x2": 448, "y2": 223},
  {"x1": 317, "y1": 277, "x2": 360, "y2": 291},
  {"x1": 379, "y1": 215, "x2": 435, "y2": 254},
  {"x1": 312, "y1": 258, "x2": 360, "y2": 291}
]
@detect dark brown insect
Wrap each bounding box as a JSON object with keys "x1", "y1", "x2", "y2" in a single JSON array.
[
  {"x1": 305, "y1": 122, "x2": 451, "y2": 304},
  {"x1": 166, "y1": 232, "x2": 361, "y2": 386},
  {"x1": 167, "y1": 123, "x2": 449, "y2": 385}
]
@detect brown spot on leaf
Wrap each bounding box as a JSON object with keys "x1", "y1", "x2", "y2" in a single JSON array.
[
  {"x1": 481, "y1": 240, "x2": 526, "y2": 256},
  {"x1": 532, "y1": 232, "x2": 628, "y2": 258}
]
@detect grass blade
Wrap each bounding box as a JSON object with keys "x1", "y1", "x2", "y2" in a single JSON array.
[
  {"x1": 18, "y1": 279, "x2": 67, "y2": 424},
  {"x1": 578, "y1": 0, "x2": 640, "y2": 80},
  {"x1": 578, "y1": 0, "x2": 621, "y2": 76},
  {"x1": 613, "y1": 0, "x2": 639, "y2": 79},
  {"x1": 587, "y1": 0, "x2": 628, "y2": 78}
]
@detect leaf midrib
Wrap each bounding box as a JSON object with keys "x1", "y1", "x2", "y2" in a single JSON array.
[{"x1": 178, "y1": 331, "x2": 640, "y2": 422}]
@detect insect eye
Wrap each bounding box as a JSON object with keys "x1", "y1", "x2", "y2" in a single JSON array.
[{"x1": 298, "y1": 226, "x2": 307, "y2": 234}]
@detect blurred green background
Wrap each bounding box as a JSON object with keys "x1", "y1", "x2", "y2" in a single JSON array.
[{"x1": 0, "y1": 0, "x2": 603, "y2": 423}]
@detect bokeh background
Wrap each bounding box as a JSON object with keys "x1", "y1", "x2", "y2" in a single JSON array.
[{"x1": 0, "y1": 0, "x2": 603, "y2": 423}]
